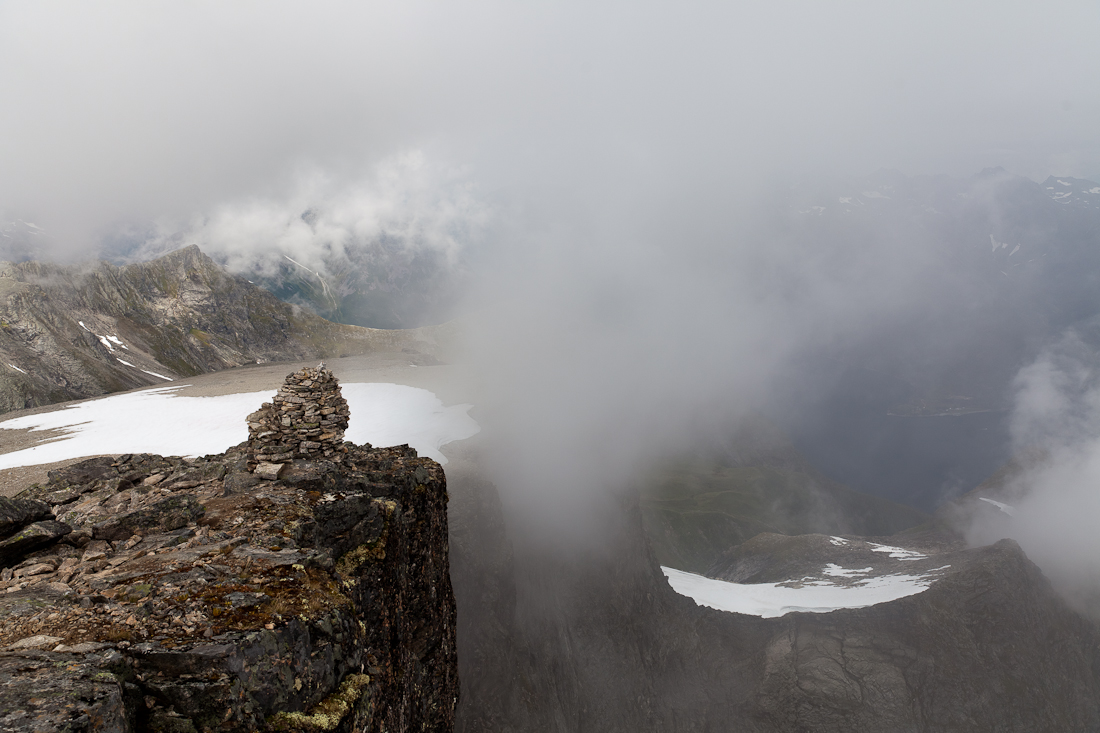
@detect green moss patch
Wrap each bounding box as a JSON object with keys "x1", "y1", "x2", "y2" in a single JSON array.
[{"x1": 268, "y1": 673, "x2": 372, "y2": 731}]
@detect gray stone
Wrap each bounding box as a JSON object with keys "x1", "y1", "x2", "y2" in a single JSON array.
[
  {"x1": 0, "y1": 497, "x2": 51, "y2": 539},
  {"x1": 254, "y1": 462, "x2": 284, "y2": 480},
  {"x1": 223, "y1": 471, "x2": 261, "y2": 494},
  {"x1": 7, "y1": 634, "x2": 63, "y2": 650},
  {"x1": 92, "y1": 495, "x2": 205, "y2": 541},
  {"x1": 0, "y1": 520, "x2": 72, "y2": 564}
]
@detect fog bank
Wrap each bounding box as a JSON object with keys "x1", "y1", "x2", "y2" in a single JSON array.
[
  {"x1": 967, "y1": 322, "x2": 1100, "y2": 613},
  {"x1": 2, "y1": 2, "x2": 1100, "y2": 542}
]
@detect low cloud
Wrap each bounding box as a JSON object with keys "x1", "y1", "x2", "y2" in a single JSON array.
[
  {"x1": 966, "y1": 319, "x2": 1100, "y2": 613},
  {"x1": 130, "y1": 151, "x2": 490, "y2": 281}
]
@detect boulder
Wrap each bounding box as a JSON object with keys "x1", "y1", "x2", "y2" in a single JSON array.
[
  {"x1": 0, "y1": 520, "x2": 72, "y2": 565},
  {"x1": 0, "y1": 497, "x2": 51, "y2": 538}
]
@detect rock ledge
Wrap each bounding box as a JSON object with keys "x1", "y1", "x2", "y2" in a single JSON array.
[{"x1": 0, "y1": 435, "x2": 457, "y2": 731}]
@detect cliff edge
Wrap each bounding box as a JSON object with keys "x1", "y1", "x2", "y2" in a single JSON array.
[{"x1": 0, "y1": 368, "x2": 458, "y2": 732}]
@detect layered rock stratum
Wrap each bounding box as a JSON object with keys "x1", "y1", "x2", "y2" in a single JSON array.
[{"x1": 0, "y1": 370, "x2": 458, "y2": 732}]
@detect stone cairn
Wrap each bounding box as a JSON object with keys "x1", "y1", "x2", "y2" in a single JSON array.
[{"x1": 246, "y1": 364, "x2": 351, "y2": 471}]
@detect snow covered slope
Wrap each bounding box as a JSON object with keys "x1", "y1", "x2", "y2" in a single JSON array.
[{"x1": 0, "y1": 382, "x2": 478, "y2": 468}]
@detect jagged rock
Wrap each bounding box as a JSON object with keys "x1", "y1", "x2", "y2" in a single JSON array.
[
  {"x1": 0, "y1": 437, "x2": 457, "y2": 732},
  {"x1": 47, "y1": 456, "x2": 119, "y2": 487},
  {"x1": 0, "y1": 520, "x2": 72, "y2": 564},
  {"x1": 0, "y1": 649, "x2": 130, "y2": 732},
  {"x1": 92, "y1": 495, "x2": 206, "y2": 542},
  {"x1": 0, "y1": 496, "x2": 51, "y2": 537}
]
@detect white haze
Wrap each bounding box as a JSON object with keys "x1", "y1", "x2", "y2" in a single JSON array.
[
  {"x1": 966, "y1": 327, "x2": 1100, "y2": 612},
  {"x1": 2, "y1": 3, "x2": 1100, "y2": 542},
  {"x1": 128, "y1": 152, "x2": 490, "y2": 281}
]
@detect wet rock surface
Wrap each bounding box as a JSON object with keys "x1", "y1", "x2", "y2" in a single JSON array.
[{"x1": 0, "y1": 441, "x2": 457, "y2": 732}]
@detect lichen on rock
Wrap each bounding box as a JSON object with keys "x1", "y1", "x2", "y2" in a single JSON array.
[{"x1": 0, "y1": 370, "x2": 458, "y2": 732}]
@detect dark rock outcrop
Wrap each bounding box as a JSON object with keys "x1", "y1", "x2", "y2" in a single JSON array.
[{"x1": 1, "y1": 439, "x2": 458, "y2": 731}]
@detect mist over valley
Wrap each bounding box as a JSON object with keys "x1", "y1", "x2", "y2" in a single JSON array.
[{"x1": 2, "y1": 3, "x2": 1100, "y2": 730}]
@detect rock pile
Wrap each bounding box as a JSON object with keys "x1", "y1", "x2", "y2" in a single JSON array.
[{"x1": 246, "y1": 364, "x2": 351, "y2": 467}]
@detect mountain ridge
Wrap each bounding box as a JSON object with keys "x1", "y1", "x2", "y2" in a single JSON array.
[{"x1": 0, "y1": 245, "x2": 451, "y2": 415}]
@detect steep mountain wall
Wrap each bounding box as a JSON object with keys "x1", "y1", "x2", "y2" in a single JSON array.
[{"x1": 449, "y1": 477, "x2": 1100, "y2": 732}]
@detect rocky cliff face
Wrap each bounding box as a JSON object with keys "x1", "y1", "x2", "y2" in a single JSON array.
[
  {"x1": 0, "y1": 371, "x2": 458, "y2": 732},
  {"x1": 0, "y1": 245, "x2": 449, "y2": 415},
  {"x1": 449, "y1": 479, "x2": 1100, "y2": 732}
]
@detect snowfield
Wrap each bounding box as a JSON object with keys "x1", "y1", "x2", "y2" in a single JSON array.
[
  {"x1": 0, "y1": 382, "x2": 480, "y2": 469},
  {"x1": 662, "y1": 565, "x2": 943, "y2": 618}
]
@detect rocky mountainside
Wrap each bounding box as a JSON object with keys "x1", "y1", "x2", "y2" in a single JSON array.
[
  {"x1": 450, "y1": 475, "x2": 1100, "y2": 732},
  {"x1": 0, "y1": 245, "x2": 450, "y2": 415},
  {"x1": 0, "y1": 368, "x2": 457, "y2": 732}
]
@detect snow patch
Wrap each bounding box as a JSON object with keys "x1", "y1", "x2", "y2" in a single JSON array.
[
  {"x1": 829, "y1": 536, "x2": 848, "y2": 546},
  {"x1": 823, "y1": 564, "x2": 872, "y2": 577},
  {"x1": 1009, "y1": 244, "x2": 1020, "y2": 257},
  {"x1": 979, "y1": 497, "x2": 1016, "y2": 516},
  {"x1": 1057, "y1": 179, "x2": 1072, "y2": 186},
  {"x1": 662, "y1": 566, "x2": 940, "y2": 618},
  {"x1": 6, "y1": 364, "x2": 26, "y2": 375},
  {"x1": 115, "y1": 358, "x2": 172, "y2": 381},
  {"x1": 867, "y1": 542, "x2": 927, "y2": 560},
  {"x1": 0, "y1": 382, "x2": 480, "y2": 469}
]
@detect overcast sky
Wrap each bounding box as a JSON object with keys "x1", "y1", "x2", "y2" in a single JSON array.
[
  {"x1": 3, "y1": 2, "x2": 1100, "y2": 543},
  {"x1": 1, "y1": 1, "x2": 1098, "y2": 251}
]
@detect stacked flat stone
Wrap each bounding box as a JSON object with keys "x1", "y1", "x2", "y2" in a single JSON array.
[{"x1": 246, "y1": 365, "x2": 350, "y2": 465}]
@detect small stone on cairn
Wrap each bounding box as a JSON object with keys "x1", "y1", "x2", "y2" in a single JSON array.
[{"x1": 246, "y1": 365, "x2": 351, "y2": 474}]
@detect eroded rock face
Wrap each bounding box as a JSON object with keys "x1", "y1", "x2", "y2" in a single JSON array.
[{"x1": 1, "y1": 443, "x2": 457, "y2": 732}]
